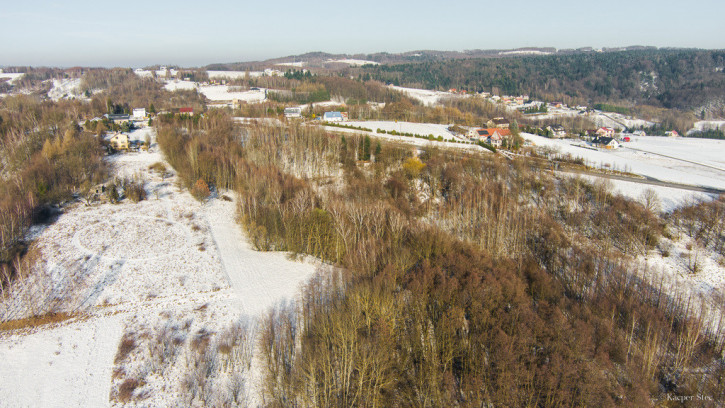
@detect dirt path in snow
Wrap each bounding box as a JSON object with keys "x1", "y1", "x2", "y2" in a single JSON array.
[{"x1": 203, "y1": 198, "x2": 317, "y2": 317}]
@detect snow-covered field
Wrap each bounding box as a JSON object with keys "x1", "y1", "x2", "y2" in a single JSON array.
[
  {"x1": 207, "y1": 70, "x2": 265, "y2": 79},
  {"x1": 326, "y1": 59, "x2": 379, "y2": 66},
  {"x1": 324, "y1": 120, "x2": 485, "y2": 152},
  {"x1": 346, "y1": 120, "x2": 459, "y2": 139},
  {"x1": 0, "y1": 127, "x2": 317, "y2": 407},
  {"x1": 389, "y1": 86, "x2": 456, "y2": 106},
  {"x1": 274, "y1": 61, "x2": 305, "y2": 67},
  {"x1": 164, "y1": 80, "x2": 267, "y2": 103},
  {"x1": 523, "y1": 133, "x2": 725, "y2": 190}
]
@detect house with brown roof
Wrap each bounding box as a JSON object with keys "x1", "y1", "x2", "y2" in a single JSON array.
[{"x1": 487, "y1": 117, "x2": 510, "y2": 129}]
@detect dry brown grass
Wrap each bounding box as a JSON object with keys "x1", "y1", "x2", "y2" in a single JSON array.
[
  {"x1": 114, "y1": 333, "x2": 137, "y2": 364},
  {"x1": 115, "y1": 378, "x2": 145, "y2": 403},
  {"x1": 0, "y1": 312, "x2": 77, "y2": 332}
]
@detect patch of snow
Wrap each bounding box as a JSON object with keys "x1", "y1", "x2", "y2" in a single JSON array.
[
  {"x1": 389, "y1": 86, "x2": 456, "y2": 107},
  {"x1": 326, "y1": 59, "x2": 379, "y2": 66},
  {"x1": 498, "y1": 50, "x2": 553, "y2": 56},
  {"x1": 47, "y1": 78, "x2": 83, "y2": 101},
  {"x1": 164, "y1": 80, "x2": 267, "y2": 103},
  {"x1": 0, "y1": 72, "x2": 25, "y2": 84},
  {"x1": 275, "y1": 61, "x2": 305, "y2": 67},
  {"x1": 207, "y1": 70, "x2": 265, "y2": 79},
  {"x1": 691, "y1": 120, "x2": 725, "y2": 133}
]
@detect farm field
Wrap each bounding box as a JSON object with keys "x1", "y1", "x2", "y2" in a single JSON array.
[{"x1": 522, "y1": 133, "x2": 725, "y2": 190}]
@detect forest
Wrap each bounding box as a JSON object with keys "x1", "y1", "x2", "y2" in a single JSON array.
[
  {"x1": 154, "y1": 111, "x2": 725, "y2": 407},
  {"x1": 358, "y1": 49, "x2": 725, "y2": 112}
]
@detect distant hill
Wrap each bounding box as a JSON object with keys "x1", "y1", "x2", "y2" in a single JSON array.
[
  {"x1": 356, "y1": 48, "x2": 725, "y2": 111},
  {"x1": 205, "y1": 47, "x2": 724, "y2": 112}
]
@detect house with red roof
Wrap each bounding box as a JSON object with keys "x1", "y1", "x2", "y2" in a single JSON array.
[
  {"x1": 596, "y1": 127, "x2": 615, "y2": 137},
  {"x1": 473, "y1": 128, "x2": 512, "y2": 147}
]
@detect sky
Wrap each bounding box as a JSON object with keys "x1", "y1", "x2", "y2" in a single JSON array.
[{"x1": 1, "y1": 0, "x2": 724, "y2": 68}]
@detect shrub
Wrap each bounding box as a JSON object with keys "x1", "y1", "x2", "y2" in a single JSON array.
[
  {"x1": 149, "y1": 162, "x2": 166, "y2": 174},
  {"x1": 124, "y1": 180, "x2": 147, "y2": 203},
  {"x1": 191, "y1": 179, "x2": 211, "y2": 201},
  {"x1": 402, "y1": 157, "x2": 425, "y2": 179}
]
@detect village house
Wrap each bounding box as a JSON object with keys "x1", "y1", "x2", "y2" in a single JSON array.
[
  {"x1": 132, "y1": 108, "x2": 146, "y2": 120},
  {"x1": 596, "y1": 127, "x2": 616, "y2": 138},
  {"x1": 592, "y1": 136, "x2": 620, "y2": 149},
  {"x1": 284, "y1": 107, "x2": 302, "y2": 118},
  {"x1": 487, "y1": 117, "x2": 510, "y2": 129},
  {"x1": 546, "y1": 124, "x2": 567, "y2": 138},
  {"x1": 665, "y1": 130, "x2": 680, "y2": 137},
  {"x1": 109, "y1": 133, "x2": 130, "y2": 151},
  {"x1": 632, "y1": 130, "x2": 647, "y2": 137},
  {"x1": 322, "y1": 111, "x2": 344, "y2": 122},
  {"x1": 473, "y1": 128, "x2": 511, "y2": 147},
  {"x1": 106, "y1": 113, "x2": 131, "y2": 125}
]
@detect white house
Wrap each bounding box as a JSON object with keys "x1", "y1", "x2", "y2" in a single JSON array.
[
  {"x1": 547, "y1": 125, "x2": 566, "y2": 138},
  {"x1": 322, "y1": 111, "x2": 344, "y2": 122},
  {"x1": 132, "y1": 108, "x2": 146, "y2": 120},
  {"x1": 284, "y1": 107, "x2": 302, "y2": 118},
  {"x1": 592, "y1": 136, "x2": 619, "y2": 149}
]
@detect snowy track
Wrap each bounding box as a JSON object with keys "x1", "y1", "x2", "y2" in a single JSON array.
[{"x1": 204, "y1": 199, "x2": 317, "y2": 316}]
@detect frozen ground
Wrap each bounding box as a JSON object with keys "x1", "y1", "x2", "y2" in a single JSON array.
[
  {"x1": 389, "y1": 86, "x2": 457, "y2": 106},
  {"x1": 207, "y1": 71, "x2": 265, "y2": 79},
  {"x1": 0, "y1": 126, "x2": 317, "y2": 407},
  {"x1": 522, "y1": 133, "x2": 725, "y2": 190},
  {"x1": 346, "y1": 120, "x2": 460, "y2": 139},
  {"x1": 0, "y1": 72, "x2": 25, "y2": 84},
  {"x1": 326, "y1": 59, "x2": 379, "y2": 66},
  {"x1": 691, "y1": 120, "x2": 725, "y2": 132},
  {"x1": 164, "y1": 80, "x2": 267, "y2": 103},
  {"x1": 571, "y1": 173, "x2": 715, "y2": 213},
  {"x1": 47, "y1": 78, "x2": 84, "y2": 101},
  {"x1": 324, "y1": 120, "x2": 485, "y2": 152}
]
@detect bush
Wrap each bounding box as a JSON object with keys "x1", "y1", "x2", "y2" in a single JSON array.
[
  {"x1": 191, "y1": 178, "x2": 211, "y2": 201},
  {"x1": 124, "y1": 179, "x2": 147, "y2": 203}
]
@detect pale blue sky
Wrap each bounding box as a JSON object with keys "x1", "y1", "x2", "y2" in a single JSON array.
[{"x1": 1, "y1": 0, "x2": 723, "y2": 67}]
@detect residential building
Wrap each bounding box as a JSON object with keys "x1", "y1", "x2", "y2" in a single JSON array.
[
  {"x1": 473, "y1": 128, "x2": 512, "y2": 147},
  {"x1": 487, "y1": 117, "x2": 510, "y2": 129},
  {"x1": 322, "y1": 111, "x2": 344, "y2": 122},
  {"x1": 132, "y1": 108, "x2": 146, "y2": 120},
  {"x1": 547, "y1": 125, "x2": 566, "y2": 138},
  {"x1": 592, "y1": 136, "x2": 620, "y2": 149},
  {"x1": 106, "y1": 113, "x2": 131, "y2": 124},
  {"x1": 284, "y1": 107, "x2": 302, "y2": 118},
  {"x1": 596, "y1": 127, "x2": 615, "y2": 138},
  {"x1": 109, "y1": 133, "x2": 129, "y2": 151}
]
